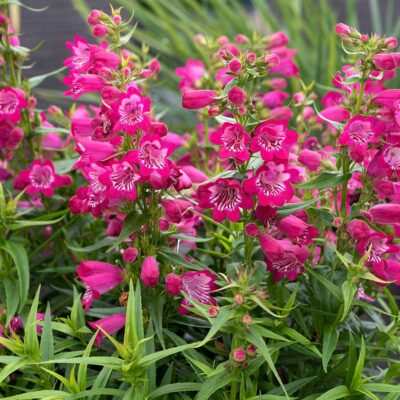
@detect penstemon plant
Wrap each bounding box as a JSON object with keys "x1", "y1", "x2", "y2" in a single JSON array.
[{"x1": 1, "y1": 2, "x2": 400, "y2": 399}]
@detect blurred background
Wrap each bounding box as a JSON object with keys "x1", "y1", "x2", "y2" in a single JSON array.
[{"x1": 12, "y1": 0, "x2": 400, "y2": 125}]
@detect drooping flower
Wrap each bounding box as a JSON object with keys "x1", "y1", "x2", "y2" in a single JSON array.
[
  {"x1": 356, "y1": 232, "x2": 398, "y2": 263},
  {"x1": 369, "y1": 203, "x2": 400, "y2": 225},
  {"x1": 210, "y1": 122, "x2": 250, "y2": 163},
  {"x1": 77, "y1": 261, "x2": 124, "y2": 310},
  {"x1": 182, "y1": 90, "x2": 216, "y2": 109},
  {"x1": 64, "y1": 71, "x2": 105, "y2": 99},
  {"x1": 88, "y1": 314, "x2": 126, "y2": 347},
  {"x1": 178, "y1": 270, "x2": 217, "y2": 314},
  {"x1": 14, "y1": 160, "x2": 72, "y2": 197},
  {"x1": 113, "y1": 87, "x2": 151, "y2": 135},
  {"x1": 276, "y1": 214, "x2": 318, "y2": 245},
  {"x1": 243, "y1": 162, "x2": 294, "y2": 207},
  {"x1": 197, "y1": 178, "x2": 253, "y2": 222}
]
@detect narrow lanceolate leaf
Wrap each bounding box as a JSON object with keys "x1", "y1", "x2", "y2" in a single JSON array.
[
  {"x1": 24, "y1": 287, "x2": 41, "y2": 360},
  {"x1": 297, "y1": 172, "x2": 352, "y2": 190},
  {"x1": 314, "y1": 385, "x2": 351, "y2": 400},
  {"x1": 40, "y1": 303, "x2": 54, "y2": 362},
  {"x1": 124, "y1": 280, "x2": 138, "y2": 349},
  {"x1": 28, "y1": 66, "x2": 67, "y2": 88},
  {"x1": 350, "y1": 336, "x2": 366, "y2": 389},
  {"x1": 246, "y1": 327, "x2": 289, "y2": 399},
  {"x1": 0, "y1": 241, "x2": 30, "y2": 313},
  {"x1": 195, "y1": 370, "x2": 240, "y2": 400},
  {"x1": 148, "y1": 383, "x2": 202, "y2": 399},
  {"x1": 340, "y1": 281, "x2": 357, "y2": 322},
  {"x1": 322, "y1": 325, "x2": 338, "y2": 372},
  {"x1": 277, "y1": 197, "x2": 322, "y2": 218}
]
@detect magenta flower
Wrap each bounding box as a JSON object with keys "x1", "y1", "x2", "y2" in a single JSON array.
[
  {"x1": 64, "y1": 71, "x2": 105, "y2": 99},
  {"x1": 369, "y1": 203, "x2": 400, "y2": 225},
  {"x1": 179, "y1": 270, "x2": 217, "y2": 315},
  {"x1": 197, "y1": 178, "x2": 253, "y2": 222},
  {"x1": 88, "y1": 314, "x2": 126, "y2": 347},
  {"x1": 298, "y1": 149, "x2": 322, "y2": 171},
  {"x1": 370, "y1": 259, "x2": 400, "y2": 286},
  {"x1": 77, "y1": 261, "x2": 124, "y2": 310},
  {"x1": 165, "y1": 273, "x2": 183, "y2": 296},
  {"x1": 249, "y1": 120, "x2": 297, "y2": 162},
  {"x1": 356, "y1": 231, "x2": 398, "y2": 263},
  {"x1": 14, "y1": 160, "x2": 72, "y2": 197},
  {"x1": 243, "y1": 163, "x2": 294, "y2": 207},
  {"x1": 265, "y1": 239, "x2": 310, "y2": 282},
  {"x1": 130, "y1": 136, "x2": 170, "y2": 179},
  {"x1": 373, "y1": 53, "x2": 400, "y2": 71},
  {"x1": 99, "y1": 153, "x2": 141, "y2": 201},
  {"x1": 74, "y1": 138, "x2": 116, "y2": 168},
  {"x1": 0, "y1": 120, "x2": 23, "y2": 150},
  {"x1": 182, "y1": 90, "x2": 216, "y2": 109},
  {"x1": 113, "y1": 87, "x2": 151, "y2": 134},
  {"x1": 338, "y1": 115, "x2": 380, "y2": 151},
  {"x1": 276, "y1": 215, "x2": 318, "y2": 246},
  {"x1": 0, "y1": 87, "x2": 27, "y2": 123},
  {"x1": 175, "y1": 59, "x2": 205, "y2": 92},
  {"x1": 140, "y1": 256, "x2": 160, "y2": 287},
  {"x1": 262, "y1": 90, "x2": 289, "y2": 108},
  {"x1": 210, "y1": 123, "x2": 250, "y2": 163}
]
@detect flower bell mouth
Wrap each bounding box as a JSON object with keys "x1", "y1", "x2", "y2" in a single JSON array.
[
  {"x1": 119, "y1": 95, "x2": 145, "y2": 126},
  {"x1": 0, "y1": 91, "x2": 18, "y2": 114},
  {"x1": 256, "y1": 170, "x2": 286, "y2": 197},
  {"x1": 110, "y1": 164, "x2": 139, "y2": 192},
  {"x1": 258, "y1": 130, "x2": 284, "y2": 151},
  {"x1": 139, "y1": 141, "x2": 167, "y2": 169},
  {"x1": 29, "y1": 165, "x2": 55, "y2": 189},
  {"x1": 221, "y1": 126, "x2": 246, "y2": 152},
  {"x1": 383, "y1": 146, "x2": 400, "y2": 170},
  {"x1": 348, "y1": 121, "x2": 373, "y2": 145},
  {"x1": 209, "y1": 183, "x2": 242, "y2": 211}
]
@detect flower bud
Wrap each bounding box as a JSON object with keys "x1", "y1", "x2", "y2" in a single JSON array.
[
  {"x1": 208, "y1": 105, "x2": 221, "y2": 117},
  {"x1": 234, "y1": 294, "x2": 243, "y2": 304},
  {"x1": 87, "y1": 9, "x2": 103, "y2": 26},
  {"x1": 113, "y1": 15, "x2": 122, "y2": 25},
  {"x1": 194, "y1": 34, "x2": 206, "y2": 44},
  {"x1": 238, "y1": 106, "x2": 247, "y2": 115},
  {"x1": 232, "y1": 348, "x2": 246, "y2": 362},
  {"x1": 347, "y1": 219, "x2": 371, "y2": 240},
  {"x1": 93, "y1": 24, "x2": 109, "y2": 38},
  {"x1": 182, "y1": 90, "x2": 216, "y2": 109},
  {"x1": 373, "y1": 53, "x2": 400, "y2": 71},
  {"x1": 122, "y1": 247, "x2": 138, "y2": 263},
  {"x1": 149, "y1": 58, "x2": 161, "y2": 74},
  {"x1": 101, "y1": 86, "x2": 120, "y2": 103},
  {"x1": 228, "y1": 58, "x2": 242, "y2": 73},
  {"x1": 140, "y1": 256, "x2": 160, "y2": 287},
  {"x1": 334, "y1": 23, "x2": 352, "y2": 37},
  {"x1": 209, "y1": 306, "x2": 219, "y2": 317},
  {"x1": 47, "y1": 105, "x2": 62, "y2": 116},
  {"x1": 227, "y1": 86, "x2": 246, "y2": 106},
  {"x1": 264, "y1": 53, "x2": 280, "y2": 68},
  {"x1": 242, "y1": 314, "x2": 252, "y2": 325},
  {"x1": 234, "y1": 34, "x2": 248, "y2": 43},
  {"x1": 246, "y1": 52, "x2": 256, "y2": 63},
  {"x1": 298, "y1": 149, "x2": 322, "y2": 171},
  {"x1": 385, "y1": 37, "x2": 398, "y2": 49},
  {"x1": 245, "y1": 223, "x2": 259, "y2": 237},
  {"x1": 158, "y1": 218, "x2": 169, "y2": 231},
  {"x1": 165, "y1": 273, "x2": 183, "y2": 296},
  {"x1": 369, "y1": 204, "x2": 400, "y2": 225},
  {"x1": 332, "y1": 217, "x2": 342, "y2": 228},
  {"x1": 246, "y1": 344, "x2": 257, "y2": 356}
]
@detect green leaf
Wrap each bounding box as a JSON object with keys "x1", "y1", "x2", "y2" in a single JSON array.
[
  {"x1": 7, "y1": 212, "x2": 66, "y2": 230},
  {"x1": 40, "y1": 303, "x2": 54, "y2": 362},
  {"x1": 277, "y1": 197, "x2": 323, "y2": 218},
  {"x1": 0, "y1": 241, "x2": 30, "y2": 313},
  {"x1": 340, "y1": 280, "x2": 357, "y2": 322},
  {"x1": 149, "y1": 383, "x2": 202, "y2": 398},
  {"x1": 350, "y1": 336, "x2": 366, "y2": 389},
  {"x1": 297, "y1": 172, "x2": 352, "y2": 190},
  {"x1": 24, "y1": 287, "x2": 41, "y2": 360},
  {"x1": 246, "y1": 327, "x2": 289, "y2": 398},
  {"x1": 314, "y1": 386, "x2": 351, "y2": 400},
  {"x1": 29, "y1": 66, "x2": 67, "y2": 89},
  {"x1": 359, "y1": 383, "x2": 400, "y2": 393},
  {"x1": 0, "y1": 358, "x2": 28, "y2": 384},
  {"x1": 66, "y1": 237, "x2": 115, "y2": 253},
  {"x1": 322, "y1": 325, "x2": 338, "y2": 372},
  {"x1": 195, "y1": 370, "x2": 239, "y2": 400}
]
